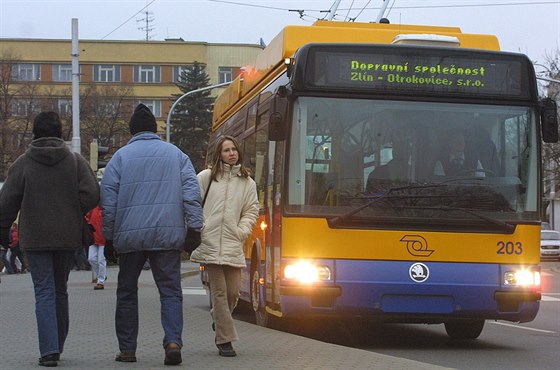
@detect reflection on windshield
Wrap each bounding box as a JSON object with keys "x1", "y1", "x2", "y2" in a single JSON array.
[{"x1": 287, "y1": 97, "x2": 538, "y2": 222}]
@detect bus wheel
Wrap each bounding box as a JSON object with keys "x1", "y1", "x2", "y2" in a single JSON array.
[
  {"x1": 444, "y1": 320, "x2": 485, "y2": 340},
  {"x1": 251, "y1": 265, "x2": 269, "y2": 327}
]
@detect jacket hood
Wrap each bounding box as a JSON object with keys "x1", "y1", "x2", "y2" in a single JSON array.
[{"x1": 26, "y1": 137, "x2": 70, "y2": 166}]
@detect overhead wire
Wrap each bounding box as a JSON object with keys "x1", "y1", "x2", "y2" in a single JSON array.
[
  {"x1": 344, "y1": 1, "x2": 356, "y2": 22},
  {"x1": 349, "y1": 0, "x2": 372, "y2": 22},
  {"x1": 207, "y1": 0, "x2": 560, "y2": 18},
  {"x1": 385, "y1": 0, "x2": 397, "y2": 19},
  {"x1": 100, "y1": 0, "x2": 157, "y2": 40}
]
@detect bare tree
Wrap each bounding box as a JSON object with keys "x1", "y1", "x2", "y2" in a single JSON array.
[
  {"x1": 79, "y1": 83, "x2": 134, "y2": 155},
  {"x1": 539, "y1": 50, "x2": 560, "y2": 195},
  {"x1": 0, "y1": 49, "x2": 38, "y2": 180}
]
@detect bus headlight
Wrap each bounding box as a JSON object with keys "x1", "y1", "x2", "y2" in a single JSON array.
[
  {"x1": 284, "y1": 261, "x2": 332, "y2": 283},
  {"x1": 503, "y1": 269, "x2": 541, "y2": 287}
]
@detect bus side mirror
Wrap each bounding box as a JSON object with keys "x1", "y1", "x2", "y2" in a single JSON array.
[
  {"x1": 540, "y1": 97, "x2": 558, "y2": 143},
  {"x1": 268, "y1": 87, "x2": 289, "y2": 141}
]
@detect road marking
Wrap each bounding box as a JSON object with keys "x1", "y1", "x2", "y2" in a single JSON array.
[
  {"x1": 182, "y1": 287, "x2": 207, "y2": 295},
  {"x1": 489, "y1": 321, "x2": 556, "y2": 334}
]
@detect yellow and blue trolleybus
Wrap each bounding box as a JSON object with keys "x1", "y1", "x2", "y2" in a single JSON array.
[{"x1": 205, "y1": 20, "x2": 558, "y2": 339}]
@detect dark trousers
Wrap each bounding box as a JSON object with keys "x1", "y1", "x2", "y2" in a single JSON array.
[
  {"x1": 9, "y1": 245, "x2": 26, "y2": 272},
  {"x1": 116, "y1": 250, "x2": 183, "y2": 352}
]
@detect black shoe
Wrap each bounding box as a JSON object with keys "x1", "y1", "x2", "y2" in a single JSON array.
[
  {"x1": 164, "y1": 343, "x2": 182, "y2": 365},
  {"x1": 39, "y1": 354, "x2": 58, "y2": 367},
  {"x1": 115, "y1": 351, "x2": 137, "y2": 362},
  {"x1": 217, "y1": 342, "x2": 237, "y2": 357}
]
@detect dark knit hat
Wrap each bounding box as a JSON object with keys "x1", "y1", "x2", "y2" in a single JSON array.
[
  {"x1": 129, "y1": 103, "x2": 157, "y2": 135},
  {"x1": 33, "y1": 111, "x2": 62, "y2": 139}
]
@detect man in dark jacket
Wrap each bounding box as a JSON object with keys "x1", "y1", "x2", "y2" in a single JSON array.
[
  {"x1": 0, "y1": 111, "x2": 99, "y2": 367},
  {"x1": 101, "y1": 104, "x2": 203, "y2": 366}
]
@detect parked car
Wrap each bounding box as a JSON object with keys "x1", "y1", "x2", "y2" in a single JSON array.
[{"x1": 540, "y1": 230, "x2": 560, "y2": 260}]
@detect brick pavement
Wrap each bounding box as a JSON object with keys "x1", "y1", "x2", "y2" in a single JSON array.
[{"x1": 0, "y1": 262, "x2": 453, "y2": 370}]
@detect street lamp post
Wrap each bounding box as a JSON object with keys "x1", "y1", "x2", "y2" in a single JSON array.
[{"x1": 166, "y1": 81, "x2": 232, "y2": 143}]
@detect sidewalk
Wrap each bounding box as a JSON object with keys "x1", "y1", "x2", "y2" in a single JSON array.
[{"x1": 0, "y1": 261, "x2": 453, "y2": 369}]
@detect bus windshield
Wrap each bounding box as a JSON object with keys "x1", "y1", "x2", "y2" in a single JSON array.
[{"x1": 287, "y1": 97, "x2": 539, "y2": 226}]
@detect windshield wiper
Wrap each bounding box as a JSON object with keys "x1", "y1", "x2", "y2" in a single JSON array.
[
  {"x1": 437, "y1": 205, "x2": 515, "y2": 233},
  {"x1": 328, "y1": 183, "x2": 447, "y2": 227}
]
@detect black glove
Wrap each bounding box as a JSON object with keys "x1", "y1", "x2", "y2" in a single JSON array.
[
  {"x1": 104, "y1": 239, "x2": 118, "y2": 263},
  {"x1": 184, "y1": 229, "x2": 201, "y2": 253}
]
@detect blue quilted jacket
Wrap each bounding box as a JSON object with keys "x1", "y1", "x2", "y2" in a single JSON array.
[{"x1": 100, "y1": 132, "x2": 203, "y2": 253}]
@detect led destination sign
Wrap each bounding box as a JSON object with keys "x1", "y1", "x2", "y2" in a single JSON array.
[{"x1": 310, "y1": 49, "x2": 528, "y2": 98}]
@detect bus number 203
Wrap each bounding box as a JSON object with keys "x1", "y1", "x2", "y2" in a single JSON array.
[{"x1": 496, "y1": 241, "x2": 523, "y2": 255}]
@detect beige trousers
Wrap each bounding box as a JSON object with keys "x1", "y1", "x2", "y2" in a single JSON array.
[{"x1": 206, "y1": 264, "x2": 241, "y2": 344}]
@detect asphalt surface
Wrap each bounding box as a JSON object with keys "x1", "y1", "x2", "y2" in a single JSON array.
[{"x1": 0, "y1": 260, "x2": 454, "y2": 369}]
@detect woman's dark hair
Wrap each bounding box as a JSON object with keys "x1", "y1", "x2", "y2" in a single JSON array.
[
  {"x1": 32, "y1": 111, "x2": 62, "y2": 139},
  {"x1": 209, "y1": 135, "x2": 250, "y2": 181}
]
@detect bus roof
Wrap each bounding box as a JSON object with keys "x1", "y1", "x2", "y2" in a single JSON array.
[{"x1": 212, "y1": 20, "x2": 500, "y2": 130}]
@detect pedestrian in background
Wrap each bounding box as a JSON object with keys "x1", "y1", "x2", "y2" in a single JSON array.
[
  {"x1": 101, "y1": 103, "x2": 203, "y2": 366},
  {"x1": 189, "y1": 135, "x2": 259, "y2": 357},
  {"x1": 1, "y1": 242, "x2": 14, "y2": 274},
  {"x1": 9, "y1": 222, "x2": 27, "y2": 273},
  {"x1": 86, "y1": 205, "x2": 106, "y2": 290},
  {"x1": 0, "y1": 111, "x2": 99, "y2": 367}
]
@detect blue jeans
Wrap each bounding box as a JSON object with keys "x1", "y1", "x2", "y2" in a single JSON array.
[
  {"x1": 26, "y1": 250, "x2": 75, "y2": 357},
  {"x1": 116, "y1": 250, "x2": 183, "y2": 352}
]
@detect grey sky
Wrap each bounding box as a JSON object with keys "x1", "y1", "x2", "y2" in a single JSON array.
[{"x1": 1, "y1": 0, "x2": 559, "y2": 69}]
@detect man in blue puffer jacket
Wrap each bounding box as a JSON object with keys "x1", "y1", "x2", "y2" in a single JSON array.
[{"x1": 101, "y1": 104, "x2": 203, "y2": 366}]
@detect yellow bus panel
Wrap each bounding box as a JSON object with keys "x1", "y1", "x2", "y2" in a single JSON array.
[{"x1": 281, "y1": 217, "x2": 540, "y2": 264}]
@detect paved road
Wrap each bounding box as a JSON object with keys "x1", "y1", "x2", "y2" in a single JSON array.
[{"x1": 0, "y1": 262, "x2": 453, "y2": 369}]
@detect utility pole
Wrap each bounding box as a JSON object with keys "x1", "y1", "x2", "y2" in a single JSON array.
[
  {"x1": 137, "y1": 11, "x2": 155, "y2": 41},
  {"x1": 71, "y1": 18, "x2": 80, "y2": 154}
]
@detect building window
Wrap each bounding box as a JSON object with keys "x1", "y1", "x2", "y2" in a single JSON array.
[
  {"x1": 134, "y1": 65, "x2": 161, "y2": 83},
  {"x1": 173, "y1": 65, "x2": 191, "y2": 82},
  {"x1": 11, "y1": 99, "x2": 39, "y2": 116},
  {"x1": 94, "y1": 64, "x2": 121, "y2": 82},
  {"x1": 12, "y1": 63, "x2": 41, "y2": 81},
  {"x1": 218, "y1": 67, "x2": 233, "y2": 84},
  {"x1": 137, "y1": 100, "x2": 161, "y2": 117},
  {"x1": 53, "y1": 64, "x2": 73, "y2": 82},
  {"x1": 56, "y1": 99, "x2": 72, "y2": 115}
]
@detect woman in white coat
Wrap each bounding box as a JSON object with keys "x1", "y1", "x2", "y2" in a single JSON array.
[{"x1": 190, "y1": 135, "x2": 259, "y2": 357}]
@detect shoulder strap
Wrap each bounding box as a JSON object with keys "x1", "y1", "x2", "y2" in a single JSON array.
[{"x1": 202, "y1": 173, "x2": 212, "y2": 208}]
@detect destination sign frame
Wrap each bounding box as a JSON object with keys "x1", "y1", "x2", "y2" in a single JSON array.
[{"x1": 303, "y1": 45, "x2": 531, "y2": 99}]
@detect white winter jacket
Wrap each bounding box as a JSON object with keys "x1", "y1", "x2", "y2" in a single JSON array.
[{"x1": 189, "y1": 165, "x2": 259, "y2": 267}]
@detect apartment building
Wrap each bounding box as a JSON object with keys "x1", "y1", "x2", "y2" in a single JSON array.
[{"x1": 0, "y1": 37, "x2": 262, "y2": 131}]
